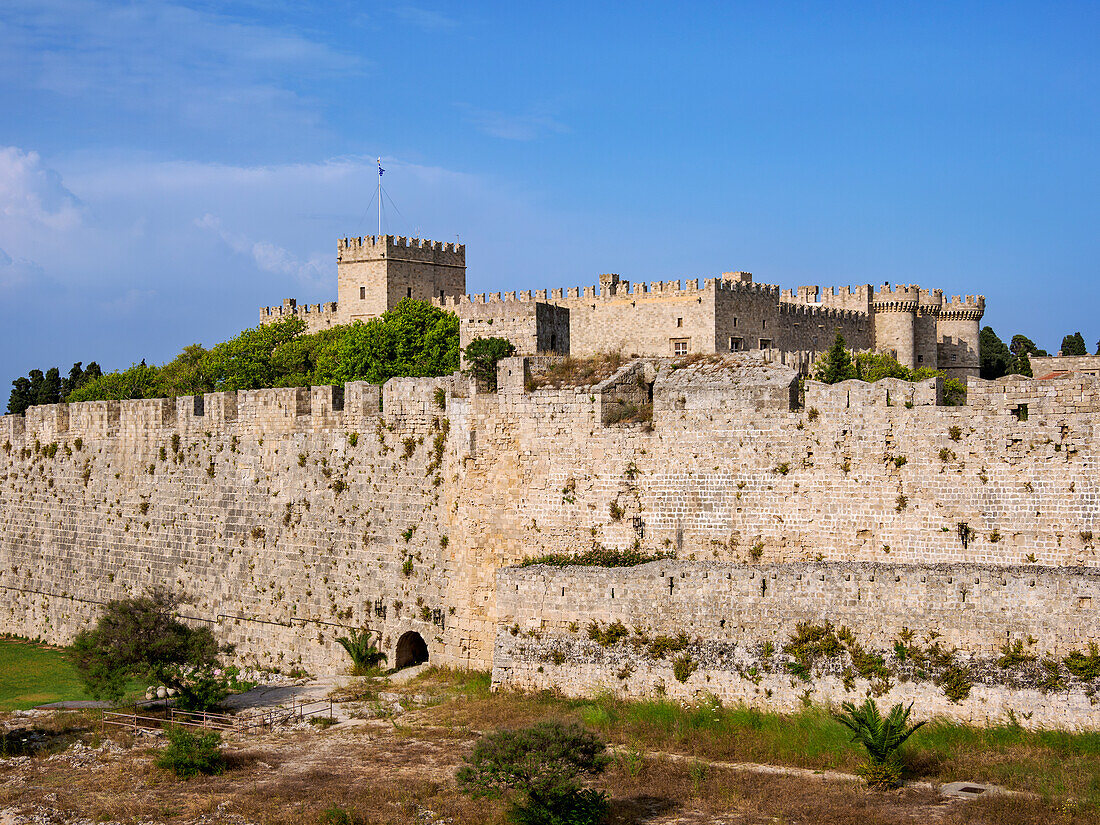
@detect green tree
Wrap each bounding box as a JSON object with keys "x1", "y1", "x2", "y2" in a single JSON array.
[
  {"x1": 157, "y1": 344, "x2": 212, "y2": 397},
  {"x1": 26, "y1": 369, "x2": 44, "y2": 406},
  {"x1": 70, "y1": 590, "x2": 223, "y2": 705},
  {"x1": 979, "y1": 327, "x2": 1013, "y2": 379},
  {"x1": 68, "y1": 361, "x2": 161, "y2": 402},
  {"x1": 1015, "y1": 351, "x2": 1033, "y2": 377},
  {"x1": 61, "y1": 363, "x2": 84, "y2": 399},
  {"x1": 814, "y1": 332, "x2": 856, "y2": 384},
  {"x1": 834, "y1": 698, "x2": 925, "y2": 788},
  {"x1": 463, "y1": 337, "x2": 517, "y2": 391},
  {"x1": 853, "y1": 351, "x2": 909, "y2": 382},
  {"x1": 1008, "y1": 334, "x2": 1048, "y2": 377},
  {"x1": 316, "y1": 300, "x2": 460, "y2": 385},
  {"x1": 37, "y1": 367, "x2": 62, "y2": 405},
  {"x1": 269, "y1": 324, "x2": 351, "y2": 387},
  {"x1": 201, "y1": 317, "x2": 306, "y2": 391},
  {"x1": 7, "y1": 377, "x2": 32, "y2": 415},
  {"x1": 457, "y1": 722, "x2": 609, "y2": 825},
  {"x1": 1061, "y1": 332, "x2": 1087, "y2": 356}
]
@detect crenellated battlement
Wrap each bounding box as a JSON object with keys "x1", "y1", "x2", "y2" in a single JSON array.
[
  {"x1": 337, "y1": 234, "x2": 466, "y2": 264},
  {"x1": 939, "y1": 294, "x2": 986, "y2": 320},
  {"x1": 259, "y1": 298, "x2": 340, "y2": 325},
  {"x1": 433, "y1": 275, "x2": 784, "y2": 309},
  {"x1": 870, "y1": 283, "x2": 922, "y2": 307},
  {"x1": 0, "y1": 381, "x2": 397, "y2": 444},
  {"x1": 777, "y1": 302, "x2": 864, "y2": 322}
]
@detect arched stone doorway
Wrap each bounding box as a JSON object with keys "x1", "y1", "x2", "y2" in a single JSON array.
[{"x1": 395, "y1": 630, "x2": 429, "y2": 669}]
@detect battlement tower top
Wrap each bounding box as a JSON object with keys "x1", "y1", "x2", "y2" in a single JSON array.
[{"x1": 337, "y1": 235, "x2": 466, "y2": 267}]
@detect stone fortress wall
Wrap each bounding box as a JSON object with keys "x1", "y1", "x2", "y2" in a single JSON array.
[
  {"x1": 2, "y1": 356, "x2": 1099, "y2": 725},
  {"x1": 259, "y1": 235, "x2": 985, "y2": 380}
]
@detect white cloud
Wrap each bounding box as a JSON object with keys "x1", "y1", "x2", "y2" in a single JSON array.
[
  {"x1": 0, "y1": 0, "x2": 362, "y2": 138},
  {"x1": 0, "y1": 146, "x2": 83, "y2": 230},
  {"x1": 455, "y1": 104, "x2": 570, "y2": 141},
  {"x1": 195, "y1": 214, "x2": 329, "y2": 286}
]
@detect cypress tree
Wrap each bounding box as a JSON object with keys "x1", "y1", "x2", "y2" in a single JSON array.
[{"x1": 815, "y1": 332, "x2": 855, "y2": 384}]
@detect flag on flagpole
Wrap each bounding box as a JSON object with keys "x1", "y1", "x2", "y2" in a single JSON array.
[{"x1": 377, "y1": 158, "x2": 385, "y2": 177}]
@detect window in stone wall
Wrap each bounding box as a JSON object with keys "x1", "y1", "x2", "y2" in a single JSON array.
[
  {"x1": 440, "y1": 290, "x2": 445, "y2": 300},
  {"x1": 730, "y1": 337, "x2": 744, "y2": 351},
  {"x1": 677, "y1": 317, "x2": 683, "y2": 327},
  {"x1": 952, "y1": 354, "x2": 957, "y2": 361},
  {"x1": 672, "y1": 338, "x2": 689, "y2": 356},
  {"x1": 407, "y1": 287, "x2": 413, "y2": 298},
  {"x1": 918, "y1": 355, "x2": 924, "y2": 363},
  {"x1": 360, "y1": 286, "x2": 366, "y2": 299},
  {"x1": 759, "y1": 338, "x2": 772, "y2": 349},
  {"x1": 732, "y1": 317, "x2": 738, "y2": 326},
  {"x1": 762, "y1": 319, "x2": 768, "y2": 330}
]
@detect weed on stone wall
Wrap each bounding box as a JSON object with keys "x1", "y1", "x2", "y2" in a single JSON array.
[
  {"x1": 673, "y1": 654, "x2": 697, "y2": 683},
  {"x1": 587, "y1": 621, "x2": 629, "y2": 647},
  {"x1": 520, "y1": 546, "x2": 673, "y2": 568}
]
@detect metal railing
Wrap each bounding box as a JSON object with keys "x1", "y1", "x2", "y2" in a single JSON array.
[{"x1": 101, "y1": 698, "x2": 334, "y2": 737}]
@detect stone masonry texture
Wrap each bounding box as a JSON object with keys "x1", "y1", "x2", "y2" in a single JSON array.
[{"x1": 1, "y1": 355, "x2": 1098, "y2": 726}]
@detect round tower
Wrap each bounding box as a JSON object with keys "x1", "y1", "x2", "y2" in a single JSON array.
[
  {"x1": 871, "y1": 285, "x2": 920, "y2": 369},
  {"x1": 914, "y1": 289, "x2": 942, "y2": 370},
  {"x1": 937, "y1": 296, "x2": 985, "y2": 381}
]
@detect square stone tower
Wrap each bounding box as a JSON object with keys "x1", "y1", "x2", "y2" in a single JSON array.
[{"x1": 337, "y1": 235, "x2": 466, "y2": 323}]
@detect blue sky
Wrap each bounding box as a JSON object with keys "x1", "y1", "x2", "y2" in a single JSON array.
[{"x1": 1, "y1": 1, "x2": 1098, "y2": 391}]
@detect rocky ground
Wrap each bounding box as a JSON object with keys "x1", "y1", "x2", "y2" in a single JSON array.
[{"x1": 0, "y1": 669, "x2": 1075, "y2": 825}]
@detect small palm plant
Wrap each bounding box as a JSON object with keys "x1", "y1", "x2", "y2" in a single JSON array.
[
  {"x1": 335, "y1": 628, "x2": 387, "y2": 675},
  {"x1": 834, "y1": 698, "x2": 925, "y2": 788}
]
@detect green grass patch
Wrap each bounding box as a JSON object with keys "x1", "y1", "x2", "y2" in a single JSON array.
[
  {"x1": 0, "y1": 638, "x2": 94, "y2": 710},
  {"x1": 0, "y1": 637, "x2": 146, "y2": 710}
]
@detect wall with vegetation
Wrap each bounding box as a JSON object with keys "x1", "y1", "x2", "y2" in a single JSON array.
[
  {"x1": 0, "y1": 358, "x2": 1098, "y2": 710},
  {"x1": 492, "y1": 560, "x2": 1100, "y2": 729}
]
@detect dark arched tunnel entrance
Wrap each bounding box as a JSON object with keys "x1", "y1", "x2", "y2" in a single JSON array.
[{"x1": 395, "y1": 630, "x2": 429, "y2": 669}]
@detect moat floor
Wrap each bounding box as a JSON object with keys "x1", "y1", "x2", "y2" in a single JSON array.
[{"x1": 0, "y1": 669, "x2": 1093, "y2": 825}]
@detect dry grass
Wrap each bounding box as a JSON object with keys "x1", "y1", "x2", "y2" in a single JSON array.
[
  {"x1": 2, "y1": 672, "x2": 1100, "y2": 824},
  {"x1": 527, "y1": 352, "x2": 625, "y2": 389}
]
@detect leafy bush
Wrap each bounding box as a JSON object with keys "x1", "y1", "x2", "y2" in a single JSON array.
[
  {"x1": 335, "y1": 628, "x2": 387, "y2": 675},
  {"x1": 456, "y1": 722, "x2": 609, "y2": 825},
  {"x1": 855, "y1": 759, "x2": 903, "y2": 790},
  {"x1": 156, "y1": 725, "x2": 226, "y2": 779},
  {"x1": 509, "y1": 788, "x2": 609, "y2": 825}
]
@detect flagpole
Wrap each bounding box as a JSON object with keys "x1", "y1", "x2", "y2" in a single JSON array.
[{"x1": 377, "y1": 158, "x2": 383, "y2": 238}]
